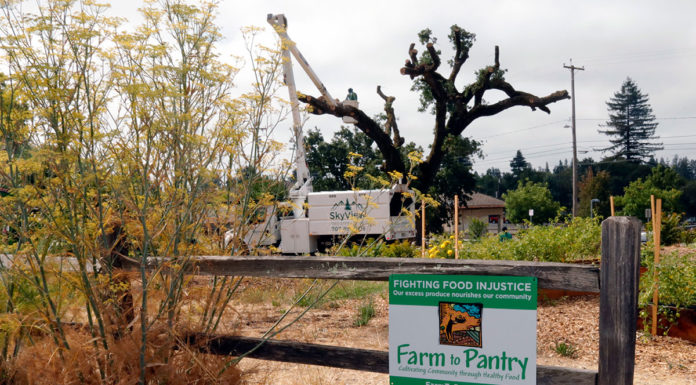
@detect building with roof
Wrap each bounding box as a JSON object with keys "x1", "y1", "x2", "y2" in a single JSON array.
[{"x1": 448, "y1": 192, "x2": 508, "y2": 234}]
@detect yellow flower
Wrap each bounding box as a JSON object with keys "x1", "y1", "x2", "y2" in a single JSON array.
[{"x1": 447, "y1": 250, "x2": 453, "y2": 256}]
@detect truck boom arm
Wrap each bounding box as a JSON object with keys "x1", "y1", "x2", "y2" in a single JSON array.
[{"x1": 267, "y1": 13, "x2": 338, "y2": 218}]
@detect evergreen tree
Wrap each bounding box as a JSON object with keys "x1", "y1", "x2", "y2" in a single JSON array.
[
  {"x1": 578, "y1": 169, "x2": 611, "y2": 218},
  {"x1": 509, "y1": 150, "x2": 529, "y2": 177},
  {"x1": 599, "y1": 78, "x2": 662, "y2": 162}
]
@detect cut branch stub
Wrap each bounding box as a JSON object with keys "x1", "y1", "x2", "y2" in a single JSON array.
[
  {"x1": 494, "y1": 45, "x2": 499, "y2": 68},
  {"x1": 426, "y1": 43, "x2": 440, "y2": 70},
  {"x1": 298, "y1": 92, "x2": 407, "y2": 175}
]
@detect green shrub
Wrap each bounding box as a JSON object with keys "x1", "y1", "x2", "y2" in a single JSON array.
[
  {"x1": 381, "y1": 240, "x2": 419, "y2": 258},
  {"x1": 468, "y1": 218, "x2": 487, "y2": 240},
  {"x1": 658, "y1": 212, "x2": 683, "y2": 246},
  {"x1": 511, "y1": 216, "x2": 601, "y2": 262},
  {"x1": 640, "y1": 249, "x2": 696, "y2": 309},
  {"x1": 639, "y1": 248, "x2": 696, "y2": 334},
  {"x1": 682, "y1": 228, "x2": 696, "y2": 245},
  {"x1": 337, "y1": 239, "x2": 418, "y2": 258},
  {"x1": 451, "y1": 216, "x2": 601, "y2": 263},
  {"x1": 426, "y1": 234, "x2": 460, "y2": 259}
]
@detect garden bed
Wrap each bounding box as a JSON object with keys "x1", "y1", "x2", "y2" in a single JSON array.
[{"x1": 638, "y1": 306, "x2": 696, "y2": 343}]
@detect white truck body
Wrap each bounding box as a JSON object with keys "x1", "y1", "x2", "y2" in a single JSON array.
[
  {"x1": 275, "y1": 186, "x2": 415, "y2": 254},
  {"x1": 306, "y1": 189, "x2": 413, "y2": 239}
]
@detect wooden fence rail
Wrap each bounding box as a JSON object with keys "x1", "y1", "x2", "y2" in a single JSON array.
[
  {"x1": 140, "y1": 255, "x2": 601, "y2": 292},
  {"x1": 184, "y1": 334, "x2": 599, "y2": 384}
]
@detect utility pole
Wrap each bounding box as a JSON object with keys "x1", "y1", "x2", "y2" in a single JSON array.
[{"x1": 564, "y1": 60, "x2": 584, "y2": 217}]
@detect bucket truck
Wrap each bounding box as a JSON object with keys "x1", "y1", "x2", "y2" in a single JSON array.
[{"x1": 228, "y1": 14, "x2": 416, "y2": 254}]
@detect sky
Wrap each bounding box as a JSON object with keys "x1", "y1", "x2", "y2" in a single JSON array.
[{"x1": 108, "y1": 0, "x2": 696, "y2": 174}]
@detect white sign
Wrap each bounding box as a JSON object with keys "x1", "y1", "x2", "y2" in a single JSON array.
[
  {"x1": 528, "y1": 209, "x2": 534, "y2": 217},
  {"x1": 389, "y1": 274, "x2": 537, "y2": 385}
]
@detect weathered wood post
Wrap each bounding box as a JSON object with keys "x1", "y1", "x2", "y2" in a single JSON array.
[{"x1": 598, "y1": 216, "x2": 641, "y2": 385}]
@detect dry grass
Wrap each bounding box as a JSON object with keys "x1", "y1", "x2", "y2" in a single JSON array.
[{"x1": 2, "y1": 324, "x2": 242, "y2": 385}]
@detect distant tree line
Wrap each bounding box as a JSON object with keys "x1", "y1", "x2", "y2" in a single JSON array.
[
  {"x1": 476, "y1": 152, "x2": 696, "y2": 220},
  {"x1": 305, "y1": 125, "x2": 696, "y2": 228}
]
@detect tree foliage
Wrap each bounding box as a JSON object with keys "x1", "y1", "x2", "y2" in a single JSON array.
[
  {"x1": 305, "y1": 126, "x2": 383, "y2": 191},
  {"x1": 599, "y1": 78, "x2": 662, "y2": 162},
  {"x1": 503, "y1": 181, "x2": 560, "y2": 224},
  {"x1": 426, "y1": 134, "x2": 480, "y2": 232},
  {"x1": 305, "y1": 128, "x2": 479, "y2": 231},
  {"x1": 578, "y1": 169, "x2": 611, "y2": 218},
  {"x1": 616, "y1": 165, "x2": 682, "y2": 221}
]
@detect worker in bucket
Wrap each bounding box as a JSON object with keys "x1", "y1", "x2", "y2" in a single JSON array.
[{"x1": 346, "y1": 88, "x2": 357, "y2": 101}]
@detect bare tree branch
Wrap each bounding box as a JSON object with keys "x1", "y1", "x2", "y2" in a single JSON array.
[
  {"x1": 298, "y1": 94, "x2": 406, "y2": 174},
  {"x1": 448, "y1": 27, "x2": 469, "y2": 83},
  {"x1": 426, "y1": 43, "x2": 440, "y2": 70},
  {"x1": 470, "y1": 90, "x2": 570, "y2": 119},
  {"x1": 376, "y1": 85, "x2": 403, "y2": 147}
]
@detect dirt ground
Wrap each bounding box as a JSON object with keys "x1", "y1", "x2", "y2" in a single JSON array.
[{"x1": 230, "y1": 288, "x2": 695, "y2": 385}]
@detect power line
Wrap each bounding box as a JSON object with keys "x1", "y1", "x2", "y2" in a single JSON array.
[
  {"x1": 477, "y1": 119, "x2": 568, "y2": 140},
  {"x1": 578, "y1": 116, "x2": 696, "y2": 121},
  {"x1": 477, "y1": 142, "x2": 696, "y2": 167},
  {"x1": 482, "y1": 134, "x2": 696, "y2": 156},
  {"x1": 475, "y1": 118, "x2": 696, "y2": 144},
  {"x1": 575, "y1": 47, "x2": 696, "y2": 66},
  {"x1": 484, "y1": 141, "x2": 572, "y2": 156}
]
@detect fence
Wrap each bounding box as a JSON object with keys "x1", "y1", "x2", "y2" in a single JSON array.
[{"x1": 132, "y1": 216, "x2": 639, "y2": 385}]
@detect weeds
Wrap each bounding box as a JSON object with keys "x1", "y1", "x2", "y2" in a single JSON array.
[
  {"x1": 354, "y1": 300, "x2": 376, "y2": 327},
  {"x1": 552, "y1": 341, "x2": 578, "y2": 358}
]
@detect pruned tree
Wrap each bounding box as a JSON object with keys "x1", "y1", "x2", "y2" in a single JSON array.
[{"x1": 298, "y1": 25, "x2": 569, "y2": 193}]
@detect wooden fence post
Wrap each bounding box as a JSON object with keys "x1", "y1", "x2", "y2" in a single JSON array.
[{"x1": 598, "y1": 216, "x2": 641, "y2": 385}]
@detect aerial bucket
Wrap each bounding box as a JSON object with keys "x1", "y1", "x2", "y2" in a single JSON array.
[{"x1": 342, "y1": 100, "x2": 359, "y2": 124}]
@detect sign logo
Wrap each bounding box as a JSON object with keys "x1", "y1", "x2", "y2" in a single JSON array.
[
  {"x1": 329, "y1": 199, "x2": 365, "y2": 220},
  {"x1": 439, "y1": 302, "x2": 482, "y2": 347}
]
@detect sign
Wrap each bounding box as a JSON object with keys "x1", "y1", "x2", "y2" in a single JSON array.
[
  {"x1": 389, "y1": 274, "x2": 537, "y2": 385},
  {"x1": 528, "y1": 209, "x2": 534, "y2": 217}
]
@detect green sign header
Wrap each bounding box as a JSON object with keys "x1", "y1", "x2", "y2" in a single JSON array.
[{"x1": 389, "y1": 274, "x2": 537, "y2": 309}]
